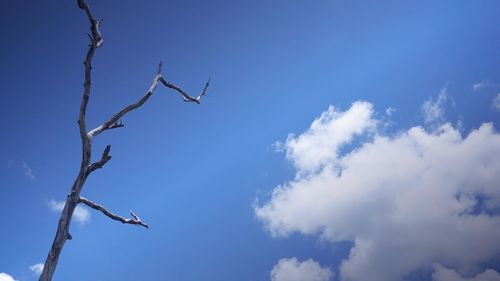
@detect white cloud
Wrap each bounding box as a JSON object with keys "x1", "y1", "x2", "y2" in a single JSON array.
[
  {"x1": 385, "y1": 107, "x2": 396, "y2": 116},
  {"x1": 270, "y1": 257, "x2": 333, "y2": 281},
  {"x1": 0, "y1": 273, "x2": 16, "y2": 281},
  {"x1": 422, "y1": 88, "x2": 449, "y2": 126},
  {"x1": 30, "y1": 263, "x2": 44, "y2": 275},
  {"x1": 21, "y1": 162, "x2": 35, "y2": 180},
  {"x1": 283, "y1": 101, "x2": 376, "y2": 174},
  {"x1": 48, "y1": 199, "x2": 90, "y2": 225},
  {"x1": 473, "y1": 81, "x2": 487, "y2": 91},
  {"x1": 255, "y1": 101, "x2": 500, "y2": 281},
  {"x1": 433, "y1": 264, "x2": 500, "y2": 281},
  {"x1": 492, "y1": 93, "x2": 500, "y2": 111}
]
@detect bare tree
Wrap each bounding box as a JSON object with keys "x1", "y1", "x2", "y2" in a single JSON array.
[{"x1": 39, "y1": 1, "x2": 210, "y2": 280}]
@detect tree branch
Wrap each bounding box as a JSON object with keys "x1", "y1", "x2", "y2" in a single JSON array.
[
  {"x1": 40, "y1": 2, "x2": 103, "y2": 280},
  {"x1": 77, "y1": 0, "x2": 103, "y2": 47},
  {"x1": 41, "y1": 2, "x2": 209, "y2": 280},
  {"x1": 199, "y1": 77, "x2": 211, "y2": 100},
  {"x1": 158, "y1": 76, "x2": 210, "y2": 104},
  {"x1": 87, "y1": 63, "x2": 163, "y2": 138},
  {"x1": 79, "y1": 197, "x2": 148, "y2": 228},
  {"x1": 87, "y1": 63, "x2": 211, "y2": 139},
  {"x1": 88, "y1": 145, "x2": 112, "y2": 173},
  {"x1": 108, "y1": 119, "x2": 124, "y2": 130},
  {"x1": 77, "y1": 0, "x2": 103, "y2": 170}
]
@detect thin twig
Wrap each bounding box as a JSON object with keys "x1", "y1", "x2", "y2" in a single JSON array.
[
  {"x1": 158, "y1": 77, "x2": 210, "y2": 104},
  {"x1": 88, "y1": 145, "x2": 112, "y2": 173}
]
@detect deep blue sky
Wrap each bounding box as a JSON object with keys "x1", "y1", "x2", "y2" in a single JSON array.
[{"x1": 1, "y1": 1, "x2": 500, "y2": 281}]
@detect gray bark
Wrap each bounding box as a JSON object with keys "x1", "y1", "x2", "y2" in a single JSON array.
[{"x1": 39, "y1": 1, "x2": 209, "y2": 280}]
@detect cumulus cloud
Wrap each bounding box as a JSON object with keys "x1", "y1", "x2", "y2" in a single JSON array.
[
  {"x1": 255, "y1": 101, "x2": 500, "y2": 281},
  {"x1": 492, "y1": 93, "x2": 500, "y2": 111},
  {"x1": 30, "y1": 263, "x2": 44, "y2": 275},
  {"x1": 433, "y1": 264, "x2": 500, "y2": 281},
  {"x1": 270, "y1": 257, "x2": 333, "y2": 281},
  {"x1": 282, "y1": 101, "x2": 376, "y2": 174},
  {"x1": 422, "y1": 88, "x2": 449, "y2": 126},
  {"x1": 48, "y1": 199, "x2": 90, "y2": 225},
  {"x1": 0, "y1": 273, "x2": 16, "y2": 281},
  {"x1": 21, "y1": 162, "x2": 35, "y2": 180}
]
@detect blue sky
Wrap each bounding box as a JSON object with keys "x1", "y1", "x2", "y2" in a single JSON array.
[{"x1": 1, "y1": 1, "x2": 500, "y2": 281}]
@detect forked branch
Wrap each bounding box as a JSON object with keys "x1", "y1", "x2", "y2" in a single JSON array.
[
  {"x1": 40, "y1": 1, "x2": 209, "y2": 280},
  {"x1": 159, "y1": 77, "x2": 210, "y2": 104},
  {"x1": 88, "y1": 145, "x2": 112, "y2": 173},
  {"x1": 77, "y1": 0, "x2": 103, "y2": 47},
  {"x1": 79, "y1": 197, "x2": 148, "y2": 228},
  {"x1": 87, "y1": 64, "x2": 163, "y2": 138},
  {"x1": 87, "y1": 63, "x2": 210, "y2": 139}
]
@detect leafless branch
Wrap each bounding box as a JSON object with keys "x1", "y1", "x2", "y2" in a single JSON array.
[
  {"x1": 199, "y1": 77, "x2": 211, "y2": 99},
  {"x1": 88, "y1": 145, "x2": 112, "y2": 173},
  {"x1": 87, "y1": 63, "x2": 163, "y2": 138},
  {"x1": 88, "y1": 63, "x2": 211, "y2": 139},
  {"x1": 40, "y1": 1, "x2": 103, "y2": 280},
  {"x1": 40, "y1": 1, "x2": 208, "y2": 280},
  {"x1": 159, "y1": 76, "x2": 210, "y2": 104},
  {"x1": 79, "y1": 197, "x2": 148, "y2": 228},
  {"x1": 77, "y1": 0, "x2": 103, "y2": 47},
  {"x1": 108, "y1": 119, "x2": 124, "y2": 130}
]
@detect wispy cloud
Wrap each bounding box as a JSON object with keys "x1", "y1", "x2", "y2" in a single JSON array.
[
  {"x1": 492, "y1": 93, "x2": 500, "y2": 111},
  {"x1": 272, "y1": 140, "x2": 285, "y2": 153},
  {"x1": 422, "y1": 87, "x2": 448, "y2": 126},
  {"x1": 48, "y1": 199, "x2": 90, "y2": 225},
  {"x1": 21, "y1": 162, "x2": 35, "y2": 180},
  {"x1": 385, "y1": 107, "x2": 396, "y2": 116},
  {"x1": 472, "y1": 80, "x2": 487, "y2": 91},
  {"x1": 29, "y1": 263, "x2": 44, "y2": 275}
]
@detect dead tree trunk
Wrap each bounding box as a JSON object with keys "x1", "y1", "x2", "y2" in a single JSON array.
[{"x1": 39, "y1": 1, "x2": 210, "y2": 280}]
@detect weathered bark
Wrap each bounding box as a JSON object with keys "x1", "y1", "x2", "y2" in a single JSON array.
[{"x1": 39, "y1": 1, "x2": 209, "y2": 280}]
